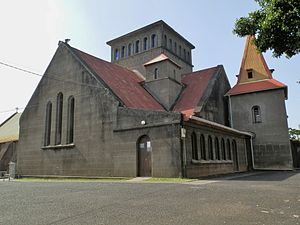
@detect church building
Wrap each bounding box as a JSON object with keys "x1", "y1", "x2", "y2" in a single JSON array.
[{"x1": 17, "y1": 21, "x2": 293, "y2": 178}]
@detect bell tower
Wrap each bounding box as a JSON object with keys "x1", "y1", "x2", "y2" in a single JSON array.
[{"x1": 226, "y1": 36, "x2": 293, "y2": 170}]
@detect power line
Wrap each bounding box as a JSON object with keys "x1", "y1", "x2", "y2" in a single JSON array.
[
  {"x1": 0, "y1": 59, "x2": 105, "y2": 90},
  {"x1": 0, "y1": 61, "x2": 42, "y2": 77}
]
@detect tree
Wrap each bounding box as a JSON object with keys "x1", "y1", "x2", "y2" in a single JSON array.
[
  {"x1": 233, "y1": 0, "x2": 300, "y2": 58},
  {"x1": 289, "y1": 128, "x2": 300, "y2": 140}
]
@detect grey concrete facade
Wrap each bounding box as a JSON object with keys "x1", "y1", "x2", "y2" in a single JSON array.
[
  {"x1": 19, "y1": 20, "x2": 292, "y2": 178},
  {"x1": 229, "y1": 89, "x2": 293, "y2": 169},
  {"x1": 17, "y1": 43, "x2": 184, "y2": 178},
  {"x1": 183, "y1": 118, "x2": 250, "y2": 178},
  {"x1": 197, "y1": 66, "x2": 231, "y2": 125},
  {"x1": 107, "y1": 20, "x2": 194, "y2": 76}
]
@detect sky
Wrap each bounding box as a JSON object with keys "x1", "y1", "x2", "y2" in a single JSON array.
[{"x1": 0, "y1": 0, "x2": 299, "y2": 128}]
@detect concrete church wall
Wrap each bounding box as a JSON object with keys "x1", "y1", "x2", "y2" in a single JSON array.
[
  {"x1": 18, "y1": 45, "x2": 119, "y2": 176},
  {"x1": 114, "y1": 108, "x2": 182, "y2": 177},
  {"x1": 183, "y1": 122, "x2": 249, "y2": 178},
  {"x1": 230, "y1": 89, "x2": 293, "y2": 169},
  {"x1": 198, "y1": 66, "x2": 231, "y2": 126},
  {"x1": 17, "y1": 44, "x2": 184, "y2": 178}
]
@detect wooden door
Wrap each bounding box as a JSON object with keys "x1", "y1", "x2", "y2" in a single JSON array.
[{"x1": 137, "y1": 136, "x2": 152, "y2": 177}]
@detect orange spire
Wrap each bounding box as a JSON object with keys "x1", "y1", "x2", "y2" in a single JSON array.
[{"x1": 237, "y1": 35, "x2": 273, "y2": 85}]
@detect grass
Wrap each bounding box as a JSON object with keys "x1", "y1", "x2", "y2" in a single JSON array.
[
  {"x1": 144, "y1": 177, "x2": 195, "y2": 183},
  {"x1": 17, "y1": 177, "x2": 131, "y2": 182}
]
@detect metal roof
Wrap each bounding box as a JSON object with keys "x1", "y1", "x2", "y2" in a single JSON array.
[{"x1": 0, "y1": 112, "x2": 21, "y2": 143}]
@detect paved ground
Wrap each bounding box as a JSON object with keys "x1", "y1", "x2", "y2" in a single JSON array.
[{"x1": 0, "y1": 171, "x2": 300, "y2": 225}]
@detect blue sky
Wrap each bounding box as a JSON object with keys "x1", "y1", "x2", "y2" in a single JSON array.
[{"x1": 0, "y1": 0, "x2": 299, "y2": 128}]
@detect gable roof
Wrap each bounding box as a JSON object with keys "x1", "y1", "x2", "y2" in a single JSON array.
[
  {"x1": 0, "y1": 112, "x2": 21, "y2": 144},
  {"x1": 226, "y1": 36, "x2": 287, "y2": 97},
  {"x1": 62, "y1": 43, "x2": 221, "y2": 118},
  {"x1": 144, "y1": 53, "x2": 181, "y2": 68},
  {"x1": 69, "y1": 45, "x2": 164, "y2": 111},
  {"x1": 173, "y1": 66, "x2": 220, "y2": 119}
]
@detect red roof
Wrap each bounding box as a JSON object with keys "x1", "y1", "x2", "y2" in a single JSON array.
[
  {"x1": 173, "y1": 66, "x2": 219, "y2": 119},
  {"x1": 226, "y1": 79, "x2": 286, "y2": 96},
  {"x1": 72, "y1": 47, "x2": 164, "y2": 111}
]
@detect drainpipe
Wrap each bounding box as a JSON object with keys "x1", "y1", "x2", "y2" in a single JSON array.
[
  {"x1": 180, "y1": 115, "x2": 187, "y2": 178},
  {"x1": 228, "y1": 95, "x2": 233, "y2": 128},
  {"x1": 250, "y1": 135, "x2": 256, "y2": 170}
]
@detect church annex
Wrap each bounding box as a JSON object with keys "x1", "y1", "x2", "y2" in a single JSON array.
[{"x1": 17, "y1": 21, "x2": 293, "y2": 178}]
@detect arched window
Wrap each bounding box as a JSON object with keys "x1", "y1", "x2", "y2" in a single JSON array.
[
  {"x1": 151, "y1": 34, "x2": 156, "y2": 48},
  {"x1": 44, "y1": 101, "x2": 52, "y2": 146},
  {"x1": 154, "y1": 68, "x2": 158, "y2": 79},
  {"x1": 66, "y1": 96, "x2": 75, "y2": 144},
  {"x1": 227, "y1": 139, "x2": 231, "y2": 160},
  {"x1": 179, "y1": 45, "x2": 182, "y2": 57},
  {"x1": 128, "y1": 43, "x2": 132, "y2": 56},
  {"x1": 232, "y1": 140, "x2": 237, "y2": 161},
  {"x1": 208, "y1": 135, "x2": 213, "y2": 160},
  {"x1": 215, "y1": 137, "x2": 220, "y2": 160},
  {"x1": 191, "y1": 132, "x2": 198, "y2": 160},
  {"x1": 232, "y1": 139, "x2": 238, "y2": 171},
  {"x1": 164, "y1": 35, "x2": 167, "y2": 47},
  {"x1": 174, "y1": 42, "x2": 177, "y2": 54},
  {"x1": 200, "y1": 134, "x2": 206, "y2": 160},
  {"x1": 143, "y1": 37, "x2": 148, "y2": 51},
  {"x1": 252, "y1": 106, "x2": 262, "y2": 123},
  {"x1": 135, "y1": 40, "x2": 140, "y2": 53},
  {"x1": 55, "y1": 92, "x2": 63, "y2": 145},
  {"x1": 114, "y1": 49, "x2": 119, "y2": 60},
  {"x1": 121, "y1": 46, "x2": 125, "y2": 58},
  {"x1": 221, "y1": 138, "x2": 226, "y2": 160},
  {"x1": 169, "y1": 39, "x2": 172, "y2": 51}
]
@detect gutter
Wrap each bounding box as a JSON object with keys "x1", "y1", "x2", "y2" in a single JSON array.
[{"x1": 189, "y1": 116, "x2": 253, "y2": 137}]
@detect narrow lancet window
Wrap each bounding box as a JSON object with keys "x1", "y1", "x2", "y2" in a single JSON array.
[
  {"x1": 55, "y1": 92, "x2": 63, "y2": 145},
  {"x1": 143, "y1": 37, "x2": 148, "y2": 50},
  {"x1": 191, "y1": 132, "x2": 198, "y2": 160},
  {"x1": 67, "y1": 96, "x2": 75, "y2": 144},
  {"x1": 151, "y1": 34, "x2": 156, "y2": 48},
  {"x1": 252, "y1": 106, "x2": 262, "y2": 123},
  {"x1": 44, "y1": 101, "x2": 52, "y2": 146}
]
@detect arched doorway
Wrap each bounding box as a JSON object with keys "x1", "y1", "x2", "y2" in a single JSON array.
[{"x1": 137, "y1": 135, "x2": 152, "y2": 177}]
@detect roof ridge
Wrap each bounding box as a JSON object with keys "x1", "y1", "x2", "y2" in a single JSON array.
[
  {"x1": 182, "y1": 65, "x2": 220, "y2": 77},
  {"x1": 69, "y1": 46, "x2": 143, "y2": 78}
]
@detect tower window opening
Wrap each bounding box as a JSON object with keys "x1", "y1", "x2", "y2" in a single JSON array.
[{"x1": 247, "y1": 70, "x2": 253, "y2": 79}]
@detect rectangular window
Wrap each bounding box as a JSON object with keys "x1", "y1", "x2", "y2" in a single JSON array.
[{"x1": 247, "y1": 70, "x2": 253, "y2": 79}]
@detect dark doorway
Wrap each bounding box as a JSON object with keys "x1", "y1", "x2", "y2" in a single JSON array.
[
  {"x1": 232, "y1": 140, "x2": 239, "y2": 171},
  {"x1": 137, "y1": 135, "x2": 152, "y2": 177}
]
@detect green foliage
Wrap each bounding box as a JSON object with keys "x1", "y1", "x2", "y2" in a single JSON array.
[
  {"x1": 233, "y1": 0, "x2": 300, "y2": 58},
  {"x1": 289, "y1": 128, "x2": 300, "y2": 140}
]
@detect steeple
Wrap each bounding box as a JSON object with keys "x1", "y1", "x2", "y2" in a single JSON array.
[
  {"x1": 226, "y1": 36, "x2": 287, "y2": 98},
  {"x1": 237, "y1": 35, "x2": 273, "y2": 84}
]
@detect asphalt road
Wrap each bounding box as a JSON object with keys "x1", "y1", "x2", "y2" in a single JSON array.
[{"x1": 0, "y1": 171, "x2": 299, "y2": 225}]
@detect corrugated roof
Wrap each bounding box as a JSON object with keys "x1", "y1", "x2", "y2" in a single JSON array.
[
  {"x1": 173, "y1": 66, "x2": 219, "y2": 119},
  {"x1": 0, "y1": 112, "x2": 21, "y2": 143},
  {"x1": 225, "y1": 79, "x2": 286, "y2": 96},
  {"x1": 71, "y1": 46, "x2": 165, "y2": 111}
]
